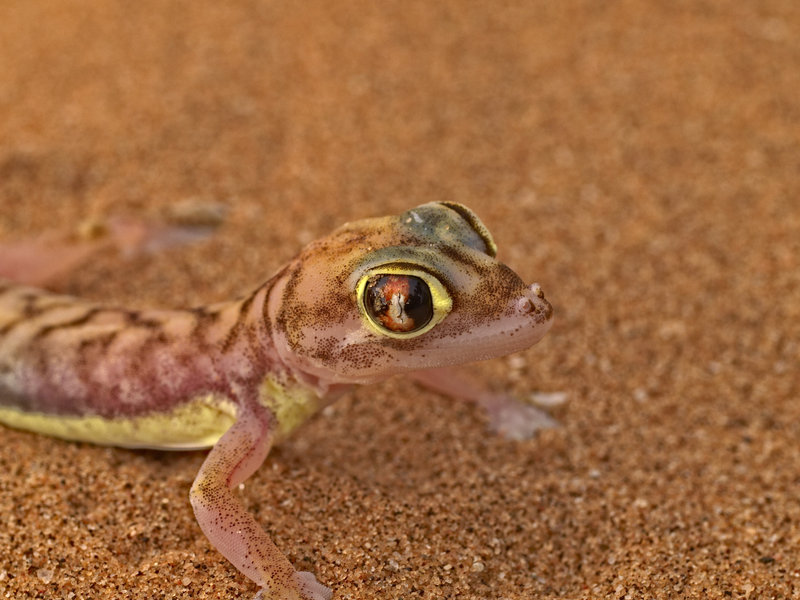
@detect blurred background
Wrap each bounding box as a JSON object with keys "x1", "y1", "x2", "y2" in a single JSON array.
[{"x1": 0, "y1": 2, "x2": 798, "y2": 599}]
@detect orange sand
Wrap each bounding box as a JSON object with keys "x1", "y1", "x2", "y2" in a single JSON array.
[{"x1": 1, "y1": 2, "x2": 798, "y2": 598}]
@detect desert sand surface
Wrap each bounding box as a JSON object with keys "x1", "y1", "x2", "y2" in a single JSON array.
[{"x1": 0, "y1": 2, "x2": 798, "y2": 598}]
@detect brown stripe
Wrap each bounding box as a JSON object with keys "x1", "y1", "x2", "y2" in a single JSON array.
[
  {"x1": 32, "y1": 307, "x2": 102, "y2": 340},
  {"x1": 0, "y1": 319, "x2": 22, "y2": 336},
  {"x1": 77, "y1": 331, "x2": 118, "y2": 354},
  {"x1": 0, "y1": 296, "x2": 80, "y2": 336},
  {"x1": 21, "y1": 292, "x2": 43, "y2": 317},
  {"x1": 220, "y1": 292, "x2": 256, "y2": 353},
  {"x1": 189, "y1": 306, "x2": 221, "y2": 346},
  {"x1": 123, "y1": 310, "x2": 163, "y2": 329},
  {"x1": 260, "y1": 266, "x2": 288, "y2": 339}
]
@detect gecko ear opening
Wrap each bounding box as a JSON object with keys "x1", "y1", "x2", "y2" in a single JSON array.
[{"x1": 356, "y1": 266, "x2": 452, "y2": 338}]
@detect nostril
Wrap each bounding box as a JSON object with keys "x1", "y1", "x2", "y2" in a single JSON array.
[{"x1": 517, "y1": 297, "x2": 536, "y2": 314}]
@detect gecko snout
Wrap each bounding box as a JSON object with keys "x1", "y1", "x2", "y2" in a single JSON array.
[{"x1": 515, "y1": 283, "x2": 554, "y2": 323}]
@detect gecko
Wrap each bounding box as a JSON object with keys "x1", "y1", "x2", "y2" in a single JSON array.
[{"x1": 0, "y1": 202, "x2": 554, "y2": 600}]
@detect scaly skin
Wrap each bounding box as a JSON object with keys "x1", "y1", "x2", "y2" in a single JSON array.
[{"x1": 0, "y1": 202, "x2": 553, "y2": 600}]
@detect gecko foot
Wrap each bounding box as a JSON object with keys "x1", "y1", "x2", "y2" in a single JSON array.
[
  {"x1": 254, "y1": 571, "x2": 332, "y2": 600},
  {"x1": 481, "y1": 394, "x2": 559, "y2": 441},
  {"x1": 294, "y1": 571, "x2": 333, "y2": 600}
]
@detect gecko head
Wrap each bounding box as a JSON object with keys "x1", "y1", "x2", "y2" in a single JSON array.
[{"x1": 267, "y1": 202, "x2": 553, "y2": 385}]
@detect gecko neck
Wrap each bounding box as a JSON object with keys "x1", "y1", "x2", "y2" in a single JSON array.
[
  {"x1": 216, "y1": 279, "x2": 349, "y2": 439},
  {"x1": 215, "y1": 279, "x2": 338, "y2": 395}
]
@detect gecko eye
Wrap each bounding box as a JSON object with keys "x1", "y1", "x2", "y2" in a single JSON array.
[
  {"x1": 356, "y1": 267, "x2": 452, "y2": 339},
  {"x1": 364, "y1": 274, "x2": 433, "y2": 333}
]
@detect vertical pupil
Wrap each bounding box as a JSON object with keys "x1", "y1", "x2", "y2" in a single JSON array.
[{"x1": 365, "y1": 274, "x2": 433, "y2": 333}]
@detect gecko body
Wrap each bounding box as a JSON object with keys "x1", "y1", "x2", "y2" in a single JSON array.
[{"x1": 0, "y1": 202, "x2": 553, "y2": 600}]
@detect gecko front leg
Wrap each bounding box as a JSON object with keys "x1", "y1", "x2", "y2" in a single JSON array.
[
  {"x1": 190, "y1": 394, "x2": 331, "y2": 600},
  {"x1": 410, "y1": 367, "x2": 559, "y2": 440}
]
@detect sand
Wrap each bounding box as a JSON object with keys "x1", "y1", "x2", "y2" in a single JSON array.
[{"x1": 1, "y1": 1, "x2": 798, "y2": 598}]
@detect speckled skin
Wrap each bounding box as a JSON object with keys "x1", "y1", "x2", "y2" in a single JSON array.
[
  {"x1": 0, "y1": 203, "x2": 553, "y2": 600},
  {"x1": 0, "y1": 285, "x2": 273, "y2": 418}
]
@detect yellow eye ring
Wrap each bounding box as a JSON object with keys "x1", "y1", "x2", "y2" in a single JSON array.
[{"x1": 356, "y1": 266, "x2": 452, "y2": 339}]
